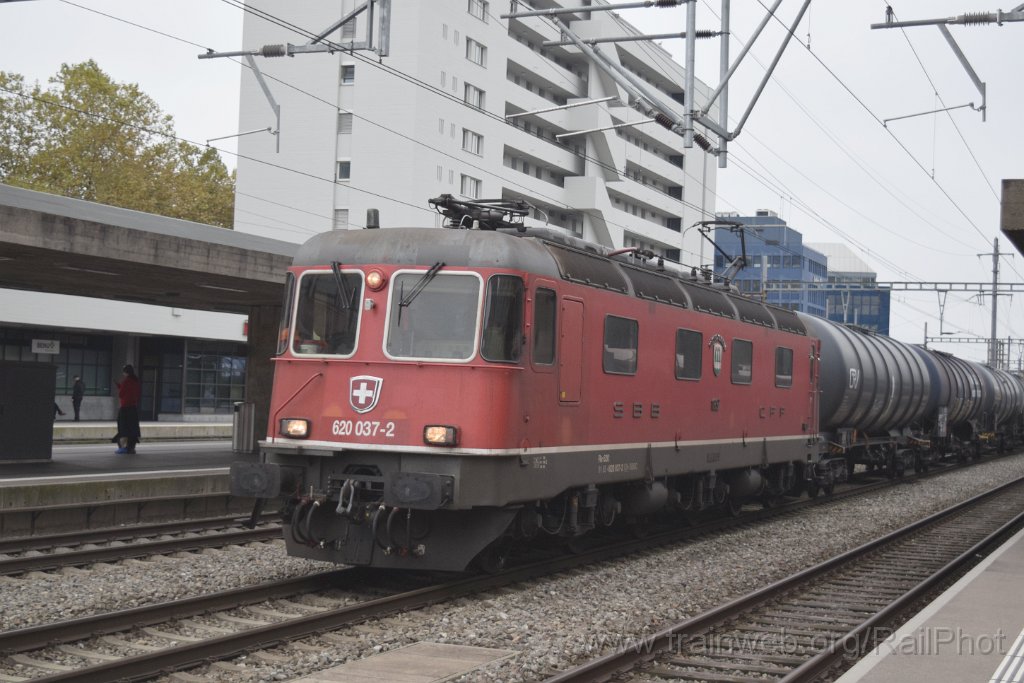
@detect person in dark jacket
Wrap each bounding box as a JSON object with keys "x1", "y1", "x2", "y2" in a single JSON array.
[
  {"x1": 72, "y1": 375, "x2": 85, "y2": 421},
  {"x1": 111, "y1": 364, "x2": 141, "y2": 454}
]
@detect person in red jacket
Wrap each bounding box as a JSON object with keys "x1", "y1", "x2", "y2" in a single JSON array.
[{"x1": 112, "y1": 364, "x2": 141, "y2": 454}]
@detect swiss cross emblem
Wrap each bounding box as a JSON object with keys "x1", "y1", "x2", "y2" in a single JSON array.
[{"x1": 349, "y1": 375, "x2": 383, "y2": 414}]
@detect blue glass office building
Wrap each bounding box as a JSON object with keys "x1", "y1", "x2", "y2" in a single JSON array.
[{"x1": 714, "y1": 210, "x2": 828, "y2": 316}]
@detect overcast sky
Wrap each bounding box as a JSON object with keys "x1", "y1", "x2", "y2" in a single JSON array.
[{"x1": 2, "y1": 0, "x2": 1022, "y2": 363}]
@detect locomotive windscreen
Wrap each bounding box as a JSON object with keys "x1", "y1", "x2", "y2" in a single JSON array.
[
  {"x1": 292, "y1": 270, "x2": 363, "y2": 356},
  {"x1": 545, "y1": 244, "x2": 629, "y2": 293},
  {"x1": 386, "y1": 271, "x2": 481, "y2": 361},
  {"x1": 622, "y1": 266, "x2": 689, "y2": 308}
]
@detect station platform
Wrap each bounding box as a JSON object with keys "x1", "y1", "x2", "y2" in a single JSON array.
[
  {"x1": 837, "y1": 526, "x2": 1024, "y2": 683},
  {"x1": 52, "y1": 420, "x2": 231, "y2": 443},
  {"x1": 0, "y1": 441, "x2": 259, "y2": 532}
]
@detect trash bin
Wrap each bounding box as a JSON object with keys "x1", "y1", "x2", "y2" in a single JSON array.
[{"x1": 232, "y1": 401, "x2": 256, "y2": 454}]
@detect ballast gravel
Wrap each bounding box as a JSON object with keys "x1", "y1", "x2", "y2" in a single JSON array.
[{"x1": 3, "y1": 454, "x2": 1024, "y2": 683}]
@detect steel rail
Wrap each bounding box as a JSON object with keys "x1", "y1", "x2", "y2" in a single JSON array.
[
  {"x1": 0, "y1": 568, "x2": 362, "y2": 653},
  {"x1": 0, "y1": 513, "x2": 278, "y2": 554},
  {"x1": 0, "y1": 526, "x2": 281, "y2": 575},
  {"x1": 19, "y1": 469, "x2": 961, "y2": 682},
  {"x1": 7, "y1": 452, "x2": 1014, "y2": 681},
  {"x1": 541, "y1": 476, "x2": 1024, "y2": 682}
]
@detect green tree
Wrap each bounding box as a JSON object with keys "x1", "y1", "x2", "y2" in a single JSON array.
[{"x1": 0, "y1": 61, "x2": 234, "y2": 228}]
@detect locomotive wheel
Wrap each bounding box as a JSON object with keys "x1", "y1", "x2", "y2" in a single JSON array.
[
  {"x1": 475, "y1": 541, "x2": 511, "y2": 575},
  {"x1": 805, "y1": 483, "x2": 820, "y2": 499},
  {"x1": 726, "y1": 498, "x2": 744, "y2": 517},
  {"x1": 822, "y1": 483, "x2": 835, "y2": 496}
]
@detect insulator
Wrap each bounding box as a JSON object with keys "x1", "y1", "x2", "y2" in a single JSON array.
[
  {"x1": 654, "y1": 112, "x2": 675, "y2": 130},
  {"x1": 961, "y1": 12, "x2": 996, "y2": 25},
  {"x1": 655, "y1": 0, "x2": 681, "y2": 6},
  {"x1": 693, "y1": 133, "x2": 713, "y2": 151},
  {"x1": 695, "y1": 30, "x2": 718, "y2": 39},
  {"x1": 261, "y1": 44, "x2": 287, "y2": 58}
]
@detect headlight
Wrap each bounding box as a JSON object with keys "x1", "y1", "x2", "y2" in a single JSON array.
[
  {"x1": 280, "y1": 418, "x2": 310, "y2": 438},
  {"x1": 423, "y1": 425, "x2": 458, "y2": 446}
]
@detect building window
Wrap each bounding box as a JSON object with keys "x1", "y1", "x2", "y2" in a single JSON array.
[
  {"x1": 460, "y1": 174, "x2": 481, "y2": 198},
  {"x1": 341, "y1": 19, "x2": 356, "y2": 40},
  {"x1": 468, "y1": 0, "x2": 489, "y2": 21},
  {"x1": 333, "y1": 209, "x2": 349, "y2": 230},
  {"x1": 464, "y1": 82, "x2": 486, "y2": 109},
  {"x1": 462, "y1": 128, "x2": 484, "y2": 155},
  {"x1": 466, "y1": 38, "x2": 487, "y2": 67},
  {"x1": 440, "y1": 70, "x2": 447, "y2": 88},
  {"x1": 775, "y1": 347, "x2": 793, "y2": 388},
  {"x1": 675, "y1": 329, "x2": 702, "y2": 380},
  {"x1": 337, "y1": 160, "x2": 351, "y2": 180},
  {"x1": 337, "y1": 112, "x2": 353, "y2": 134},
  {"x1": 603, "y1": 316, "x2": 638, "y2": 375},
  {"x1": 2, "y1": 329, "x2": 113, "y2": 397},
  {"x1": 340, "y1": 64, "x2": 355, "y2": 85},
  {"x1": 184, "y1": 341, "x2": 247, "y2": 415},
  {"x1": 732, "y1": 339, "x2": 753, "y2": 385}
]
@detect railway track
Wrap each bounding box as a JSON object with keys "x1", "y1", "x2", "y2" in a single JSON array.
[
  {"x1": 0, "y1": 455, "x2": 1014, "y2": 681},
  {"x1": 0, "y1": 513, "x2": 277, "y2": 555},
  {"x1": 0, "y1": 524, "x2": 281, "y2": 576},
  {"x1": 542, "y1": 476, "x2": 1024, "y2": 683}
]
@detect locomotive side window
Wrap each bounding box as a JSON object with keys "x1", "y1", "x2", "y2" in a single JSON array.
[
  {"x1": 775, "y1": 346, "x2": 794, "y2": 388},
  {"x1": 276, "y1": 272, "x2": 296, "y2": 356},
  {"x1": 675, "y1": 329, "x2": 702, "y2": 380},
  {"x1": 386, "y1": 272, "x2": 481, "y2": 361},
  {"x1": 481, "y1": 275, "x2": 524, "y2": 363},
  {"x1": 533, "y1": 288, "x2": 557, "y2": 365},
  {"x1": 731, "y1": 339, "x2": 753, "y2": 385},
  {"x1": 603, "y1": 315, "x2": 638, "y2": 375},
  {"x1": 293, "y1": 271, "x2": 363, "y2": 356}
]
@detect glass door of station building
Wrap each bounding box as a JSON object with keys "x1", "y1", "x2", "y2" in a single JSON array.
[
  {"x1": 139, "y1": 338, "x2": 246, "y2": 420},
  {"x1": 139, "y1": 338, "x2": 185, "y2": 421}
]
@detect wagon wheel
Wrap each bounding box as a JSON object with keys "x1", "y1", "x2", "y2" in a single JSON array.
[
  {"x1": 805, "y1": 483, "x2": 820, "y2": 499},
  {"x1": 726, "y1": 498, "x2": 744, "y2": 517}
]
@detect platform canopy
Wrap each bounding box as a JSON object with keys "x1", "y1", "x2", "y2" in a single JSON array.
[{"x1": 0, "y1": 184, "x2": 296, "y2": 313}]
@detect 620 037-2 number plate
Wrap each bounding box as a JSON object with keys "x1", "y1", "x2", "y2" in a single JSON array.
[{"x1": 331, "y1": 419, "x2": 397, "y2": 438}]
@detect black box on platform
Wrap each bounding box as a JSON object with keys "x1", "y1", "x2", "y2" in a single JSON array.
[{"x1": 0, "y1": 361, "x2": 56, "y2": 462}]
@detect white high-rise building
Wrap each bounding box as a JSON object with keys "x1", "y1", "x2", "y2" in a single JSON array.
[{"x1": 234, "y1": 0, "x2": 717, "y2": 261}]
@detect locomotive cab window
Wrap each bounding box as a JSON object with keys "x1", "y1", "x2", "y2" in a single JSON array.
[
  {"x1": 481, "y1": 275, "x2": 524, "y2": 363},
  {"x1": 731, "y1": 339, "x2": 753, "y2": 385},
  {"x1": 532, "y1": 288, "x2": 557, "y2": 365},
  {"x1": 386, "y1": 271, "x2": 481, "y2": 361},
  {"x1": 293, "y1": 270, "x2": 363, "y2": 356},
  {"x1": 603, "y1": 315, "x2": 638, "y2": 375},
  {"x1": 775, "y1": 347, "x2": 794, "y2": 388},
  {"x1": 277, "y1": 272, "x2": 296, "y2": 355},
  {"x1": 675, "y1": 329, "x2": 702, "y2": 380}
]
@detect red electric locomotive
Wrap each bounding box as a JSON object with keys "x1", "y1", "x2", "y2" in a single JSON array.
[{"x1": 232, "y1": 197, "x2": 833, "y2": 571}]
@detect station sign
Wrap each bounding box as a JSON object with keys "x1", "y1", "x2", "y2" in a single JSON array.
[{"x1": 31, "y1": 339, "x2": 60, "y2": 355}]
